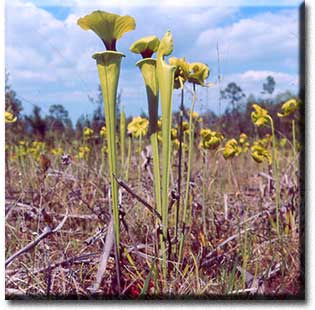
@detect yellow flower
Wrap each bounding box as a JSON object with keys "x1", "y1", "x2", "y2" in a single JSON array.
[
  {"x1": 83, "y1": 127, "x2": 94, "y2": 139},
  {"x1": 239, "y1": 133, "x2": 248, "y2": 145},
  {"x1": 251, "y1": 144, "x2": 272, "y2": 165},
  {"x1": 280, "y1": 138, "x2": 287, "y2": 147},
  {"x1": 171, "y1": 127, "x2": 178, "y2": 140},
  {"x1": 77, "y1": 146, "x2": 91, "y2": 160},
  {"x1": 173, "y1": 138, "x2": 188, "y2": 150},
  {"x1": 251, "y1": 104, "x2": 269, "y2": 127},
  {"x1": 253, "y1": 134, "x2": 272, "y2": 149},
  {"x1": 29, "y1": 141, "x2": 46, "y2": 160},
  {"x1": 239, "y1": 133, "x2": 249, "y2": 152},
  {"x1": 77, "y1": 10, "x2": 136, "y2": 51},
  {"x1": 223, "y1": 139, "x2": 241, "y2": 159},
  {"x1": 188, "y1": 110, "x2": 202, "y2": 122},
  {"x1": 188, "y1": 62, "x2": 210, "y2": 86},
  {"x1": 169, "y1": 58, "x2": 210, "y2": 88},
  {"x1": 169, "y1": 57, "x2": 191, "y2": 89},
  {"x1": 130, "y1": 35, "x2": 160, "y2": 58},
  {"x1": 16, "y1": 144, "x2": 28, "y2": 158},
  {"x1": 5, "y1": 111, "x2": 17, "y2": 123},
  {"x1": 101, "y1": 146, "x2": 108, "y2": 154},
  {"x1": 180, "y1": 121, "x2": 190, "y2": 135},
  {"x1": 51, "y1": 147, "x2": 64, "y2": 156},
  {"x1": 199, "y1": 128, "x2": 224, "y2": 150},
  {"x1": 127, "y1": 116, "x2": 149, "y2": 138},
  {"x1": 100, "y1": 126, "x2": 107, "y2": 138},
  {"x1": 277, "y1": 98, "x2": 301, "y2": 118}
]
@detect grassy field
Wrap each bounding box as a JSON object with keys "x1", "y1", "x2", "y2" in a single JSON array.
[{"x1": 4, "y1": 118, "x2": 303, "y2": 298}]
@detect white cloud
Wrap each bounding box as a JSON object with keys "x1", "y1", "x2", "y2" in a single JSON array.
[
  {"x1": 194, "y1": 9, "x2": 299, "y2": 72},
  {"x1": 225, "y1": 70, "x2": 298, "y2": 92},
  {"x1": 5, "y1": 0, "x2": 300, "y2": 121}
]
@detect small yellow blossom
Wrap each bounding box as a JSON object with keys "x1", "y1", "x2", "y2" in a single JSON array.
[
  {"x1": 253, "y1": 134, "x2": 272, "y2": 149},
  {"x1": 127, "y1": 116, "x2": 149, "y2": 138},
  {"x1": 173, "y1": 138, "x2": 188, "y2": 151},
  {"x1": 280, "y1": 138, "x2": 287, "y2": 147},
  {"x1": 178, "y1": 121, "x2": 190, "y2": 136},
  {"x1": 277, "y1": 98, "x2": 301, "y2": 118},
  {"x1": 29, "y1": 141, "x2": 46, "y2": 160},
  {"x1": 171, "y1": 127, "x2": 178, "y2": 140},
  {"x1": 83, "y1": 127, "x2": 94, "y2": 139},
  {"x1": 251, "y1": 144, "x2": 272, "y2": 165},
  {"x1": 251, "y1": 104, "x2": 269, "y2": 127},
  {"x1": 77, "y1": 146, "x2": 91, "y2": 160},
  {"x1": 51, "y1": 147, "x2": 64, "y2": 156},
  {"x1": 5, "y1": 111, "x2": 17, "y2": 123},
  {"x1": 100, "y1": 126, "x2": 107, "y2": 138},
  {"x1": 223, "y1": 139, "x2": 241, "y2": 159},
  {"x1": 199, "y1": 128, "x2": 224, "y2": 150},
  {"x1": 239, "y1": 133, "x2": 249, "y2": 152}
]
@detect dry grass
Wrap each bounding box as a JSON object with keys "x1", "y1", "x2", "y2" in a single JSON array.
[{"x1": 5, "y1": 139, "x2": 303, "y2": 299}]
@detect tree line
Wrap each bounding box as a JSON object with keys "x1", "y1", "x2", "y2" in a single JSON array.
[{"x1": 5, "y1": 73, "x2": 301, "y2": 146}]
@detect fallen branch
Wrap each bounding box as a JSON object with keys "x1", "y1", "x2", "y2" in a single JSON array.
[
  {"x1": 201, "y1": 227, "x2": 252, "y2": 268},
  {"x1": 5, "y1": 209, "x2": 69, "y2": 268},
  {"x1": 88, "y1": 217, "x2": 114, "y2": 294},
  {"x1": 113, "y1": 174, "x2": 162, "y2": 221},
  {"x1": 31, "y1": 252, "x2": 100, "y2": 275}
]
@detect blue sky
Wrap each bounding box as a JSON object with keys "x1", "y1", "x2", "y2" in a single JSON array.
[{"x1": 5, "y1": 0, "x2": 302, "y2": 122}]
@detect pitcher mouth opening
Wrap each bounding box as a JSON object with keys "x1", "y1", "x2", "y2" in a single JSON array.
[
  {"x1": 136, "y1": 58, "x2": 156, "y2": 68},
  {"x1": 92, "y1": 50, "x2": 125, "y2": 60}
]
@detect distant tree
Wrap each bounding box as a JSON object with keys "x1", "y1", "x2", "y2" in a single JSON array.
[
  {"x1": 25, "y1": 105, "x2": 47, "y2": 139},
  {"x1": 5, "y1": 71, "x2": 23, "y2": 116},
  {"x1": 262, "y1": 75, "x2": 276, "y2": 95},
  {"x1": 49, "y1": 104, "x2": 69, "y2": 120},
  {"x1": 220, "y1": 82, "x2": 246, "y2": 111},
  {"x1": 46, "y1": 104, "x2": 73, "y2": 139}
]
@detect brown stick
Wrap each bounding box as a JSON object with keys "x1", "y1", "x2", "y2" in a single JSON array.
[
  {"x1": 5, "y1": 209, "x2": 69, "y2": 267},
  {"x1": 113, "y1": 174, "x2": 162, "y2": 221}
]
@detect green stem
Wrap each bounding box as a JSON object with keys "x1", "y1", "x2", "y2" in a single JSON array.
[
  {"x1": 175, "y1": 88, "x2": 184, "y2": 242},
  {"x1": 120, "y1": 108, "x2": 126, "y2": 173},
  {"x1": 292, "y1": 119, "x2": 296, "y2": 161},
  {"x1": 268, "y1": 115, "x2": 280, "y2": 237},
  {"x1": 138, "y1": 135, "x2": 142, "y2": 185},
  {"x1": 125, "y1": 136, "x2": 132, "y2": 182},
  {"x1": 178, "y1": 83, "x2": 197, "y2": 265},
  {"x1": 202, "y1": 150, "x2": 207, "y2": 235}
]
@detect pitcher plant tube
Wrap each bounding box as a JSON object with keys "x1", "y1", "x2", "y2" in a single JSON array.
[
  {"x1": 130, "y1": 35, "x2": 162, "y2": 222},
  {"x1": 156, "y1": 31, "x2": 176, "y2": 278},
  {"x1": 77, "y1": 11, "x2": 136, "y2": 278}
]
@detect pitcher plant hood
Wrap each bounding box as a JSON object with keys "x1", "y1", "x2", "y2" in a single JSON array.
[
  {"x1": 130, "y1": 35, "x2": 160, "y2": 58},
  {"x1": 77, "y1": 10, "x2": 136, "y2": 51}
]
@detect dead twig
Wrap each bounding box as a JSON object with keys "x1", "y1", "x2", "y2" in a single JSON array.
[
  {"x1": 113, "y1": 174, "x2": 162, "y2": 220},
  {"x1": 5, "y1": 209, "x2": 69, "y2": 268},
  {"x1": 88, "y1": 217, "x2": 114, "y2": 294}
]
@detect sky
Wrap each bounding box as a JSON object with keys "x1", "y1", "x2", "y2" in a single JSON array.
[{"x1": 5, "y1": 0, "x2": 303, "y2": 122}]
